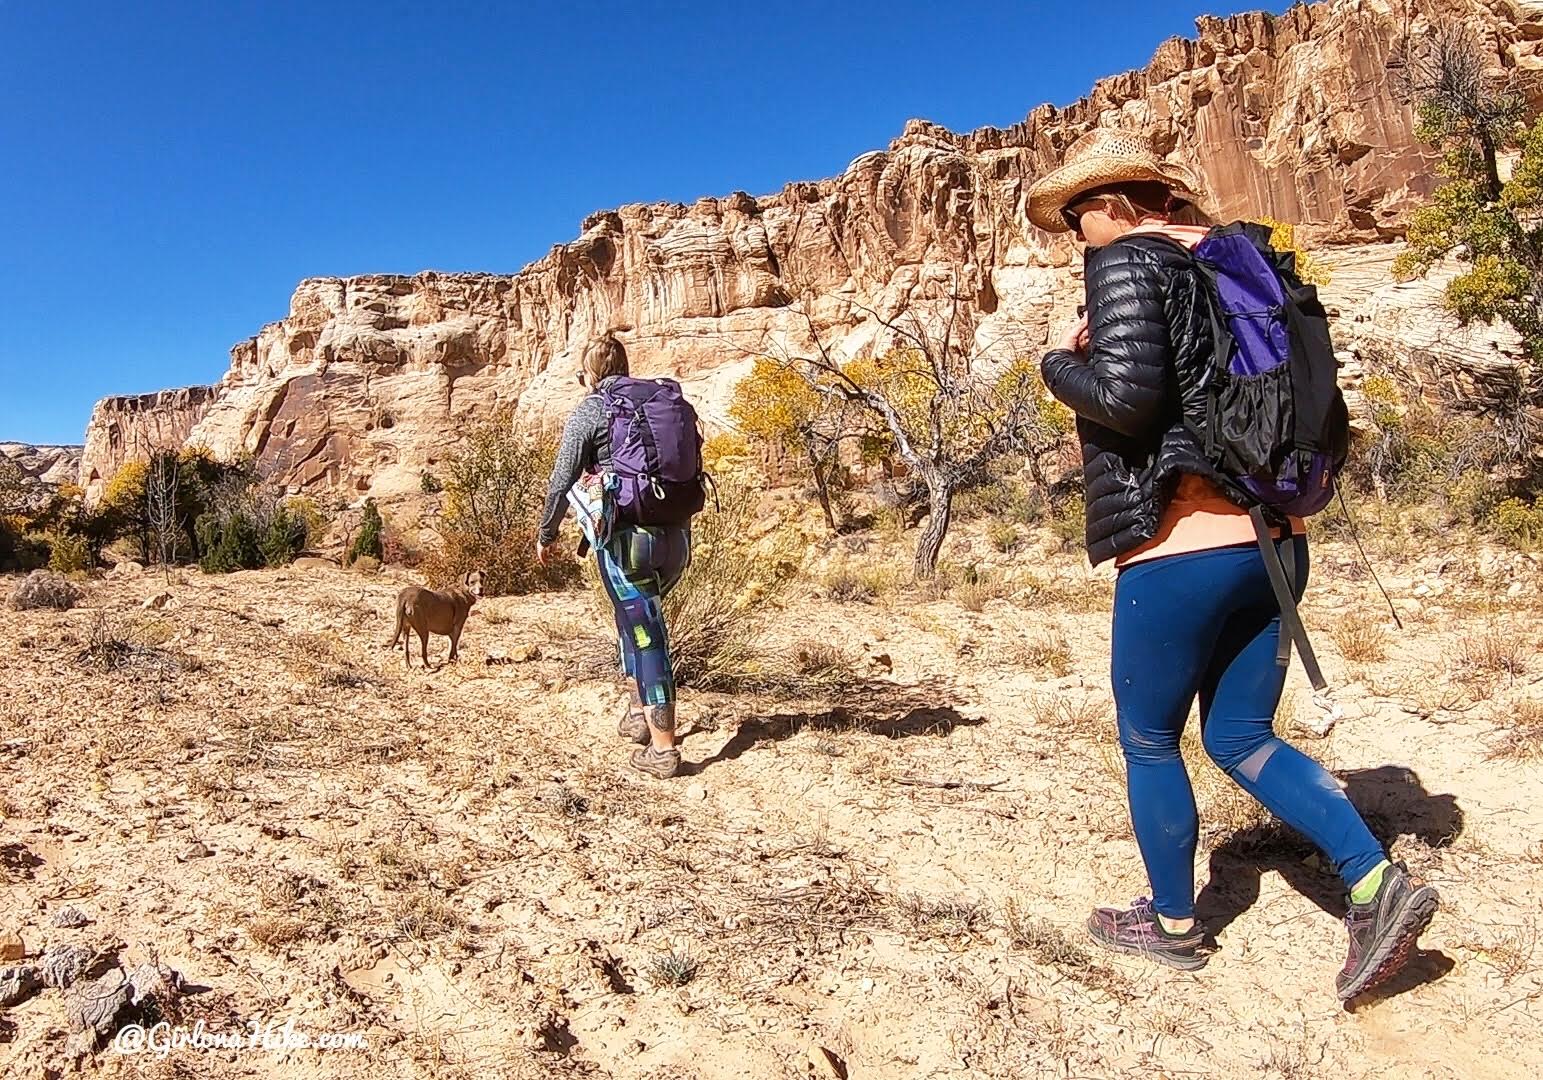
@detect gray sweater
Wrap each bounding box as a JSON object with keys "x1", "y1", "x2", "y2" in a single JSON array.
[{"x1": 538, "y1": 386, "x2": 613, "y2": 546}]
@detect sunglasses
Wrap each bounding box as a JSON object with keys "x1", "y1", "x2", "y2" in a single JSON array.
[{"x1": 1060, "y1": 199, "x2": 1102, "y2": 234}]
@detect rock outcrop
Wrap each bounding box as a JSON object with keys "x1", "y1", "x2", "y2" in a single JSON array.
[
  {"x1": 79, "y1": 386, "x2": 216, "y2": 496},
  {"x1": 79, "y1": 0, "x2": 1543, "y2": 498},
  {"x1": 1, "y1": 443, "x2": 83, "y2": 490}
]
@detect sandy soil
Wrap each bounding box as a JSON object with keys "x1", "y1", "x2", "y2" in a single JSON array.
[{"x1": 2, "y1": 520, "x2": 1541, "y2": 1079}]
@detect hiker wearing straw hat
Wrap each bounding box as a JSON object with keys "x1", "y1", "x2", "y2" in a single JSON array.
[{"x1": 1029, "y1": 128, "x2": 1439, "y2": 1000}]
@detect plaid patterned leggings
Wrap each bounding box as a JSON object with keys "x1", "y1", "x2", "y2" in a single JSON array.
[{"x1": 595, "y1": 525, "x2": 691, "y2": 706}]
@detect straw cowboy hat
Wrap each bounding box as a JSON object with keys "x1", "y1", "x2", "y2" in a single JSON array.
[{"x1": 1026, "y1": 128, "x2": 1207, "y2": 233}]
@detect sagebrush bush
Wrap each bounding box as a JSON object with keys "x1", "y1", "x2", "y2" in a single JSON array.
[
  {"x1": 0, "y1": 517, "x2": 49, "y2": 572},
  {"x1": 1491, "y1": 497, "x2": 1543, "y2": 551},
  {"x1": 46, "y1": 532, "x2": 91, "y2": 574},
  {"x1": 987, "y1": 521, "x2": 1021, "y2": 553},
  {"x1": 424, "y1": 411, "x2": 576, "y2": 596},
  {"x1": 9, "y1": 569, "x2": 83, "y2": 611},
  {"x1": 1049, "y1": 493, "x2": 1085, "y2": 550},
  {"x1": 660, "y1": 477, "x2": 802, "y2": 690}
]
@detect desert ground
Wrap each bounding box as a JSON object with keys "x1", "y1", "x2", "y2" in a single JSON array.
[{"x1": 2, "y1": 509, "x2": 1541, "y2": 1080}]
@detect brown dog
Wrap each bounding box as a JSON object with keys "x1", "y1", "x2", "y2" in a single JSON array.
[{"x1": 390, "y1": 570, "x2": 484, "y2": 667}]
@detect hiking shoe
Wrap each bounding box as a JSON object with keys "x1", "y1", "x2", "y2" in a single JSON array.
[
  {"x1": 1336, "y1": 862, "x2": 1440, "y2": 1002},
  {"x1": 629, "y1": 745, "x2": 682, "y2": 780},
  {"x1": 618, "y1": 705, "x2": 650, "y2": 745},
  {"x1": 1086, "y1": 897, "x2": 1207, "y2": 971}
]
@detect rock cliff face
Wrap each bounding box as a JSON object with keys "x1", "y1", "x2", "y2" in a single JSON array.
[{"x1": 79, "y1": 0, "x2": 1543, "y2": 499}]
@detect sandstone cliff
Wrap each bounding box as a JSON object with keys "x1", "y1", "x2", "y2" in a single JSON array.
[{"x1": 79, "y1": 0, "x2": 1543, "y2": 499}]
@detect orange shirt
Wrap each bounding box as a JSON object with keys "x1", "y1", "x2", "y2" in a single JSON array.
[{"x1": 1111, "y1": 223, "x2": 1300, "y2": 568}]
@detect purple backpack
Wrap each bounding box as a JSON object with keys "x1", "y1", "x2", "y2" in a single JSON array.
[
  {"x1": 1187, "y1": 221, "x2": 1350, "y2": 519},
  {"x1": 600, "y1": 377, "x2": 707, "y2": 527},
  {"x1": 1148, "y1": 222, "x2": 1352, "y2": 691}
]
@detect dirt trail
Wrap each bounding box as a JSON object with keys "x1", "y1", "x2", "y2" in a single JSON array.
[{"x1": 2, "y1": 529, "x2": 1540, "y2": 1079}]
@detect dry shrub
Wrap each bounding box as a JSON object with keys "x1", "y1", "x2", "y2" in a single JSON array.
[
  {"x1": 1007, "y1": 630, "x2": 1073, "y2": 677},
  {"x1": 1003, "y1": 899, "x2": 1132, "y2": 1000},
  {"x1": 388, "y1": 891, "x2": 462, "y2": 941},
  {"x1": 1025, "y1": 691, "x2": 1112, "y2": 736},
  {"x1": 663, "y1": 477, "x2": 802, "y2": 691},
  {"x1": 823, "y1": 561, "x2": 896, "y2": 604},
  {"x1": 1454, "y1": 623, "x2": 1528, "y2": 682},
  {"x1": 1018, "y1": 572, "x2": 1111, "y2": 614},
  {"x1": 896, "y1": 894, "x2": 991, "y2": 940},
  {"x1": 987, "y1": 521, "x2": 1022, "y2": 553},
  {"x1": 245, "y1": 914, "x2": 308, "y2": 950},
  {"x1": 423, "y1": 410, "x2": 576, "y2": 596},
  {"x1": 9, "y1": 569, "x2": 83, "y2": 610},
  {"x1": 954, "y1": 569, "x2": 1009, "y2": 613},
  {"x1": 1489, "y1": 697, "x2": 1543, "y2": 760},
  {"x1": 1330, "y1": 611, "x2": 1390, "y2": 663}
]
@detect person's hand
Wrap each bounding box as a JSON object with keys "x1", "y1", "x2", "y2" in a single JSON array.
[
  {"x1": 1057, "y1": 313, "x2": 1090, "y2": 355},
  {"x1": 535, "y1": 541, "x2": 551, "y2": 566}
]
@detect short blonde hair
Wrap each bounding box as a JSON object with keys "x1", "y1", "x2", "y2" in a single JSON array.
[{"x1": 581, "y1": 332, "x2": 630, "y2": 384}]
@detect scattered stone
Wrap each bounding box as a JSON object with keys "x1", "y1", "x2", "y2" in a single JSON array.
[
  {"x1": 867, "y1": 653, "x2": 893, "y2": 675},
  {"x1": 127, "y1": 959, "x2": 185, "y2": 1017},
  {"x1": 108, "y1": 561, "x2": 144, "y2": 578},
  {"x1": 351, "y1": 555, "x2": 381, "y2": 574},
  {"x1": 179, "y1": 840, "x2": 212, "y2": 861},
  {"x1": 0, "y1": 965, "x2": 39, "y2": 1007},
  {"x1": 684, "y1": 783, "x2": 707, "y2": 802},
  {"x1": 0, "y1": 930, "x2": 25, "y2": 962},
  {"x1": 51, "y1": 906, "x2": 90, "y2": 929},
  {"x1": 41, "y1": 944, "x2": 96, "y2": 989},
  {"x1": 485, "y1": 648, "x2": 510, "y2": 665},
  {"x1": 291, "y1": 556, "x2": 340, "y2": 571},
  {"x1": 63, "y1": 969, "x2": 130, "y2": 1058},
  {"x1": 141, "y1": 591, "x2": 174, "y2": 611},
  {"x1": 515, "y1": 642, "x2": 543, "y2": 662}
]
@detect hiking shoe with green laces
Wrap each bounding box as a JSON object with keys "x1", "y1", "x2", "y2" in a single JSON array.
[
  {"x1": 1336, "y1": 862, "x2": 1440, "y2": 1002},
  {"x1": 1086, "y1": 896, "x2": 1208, "y2": 971},
  {"x1": 618, "y1": 704, "x2": 650, "y2": 745},
  {"x1": 629, "y1": 745, "x2": 682, "y2": 780}
]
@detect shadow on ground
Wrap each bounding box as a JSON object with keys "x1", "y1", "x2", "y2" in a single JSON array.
[
  {"x1": 1195, "y1": 764, "x2": 1462, "y2": 999},
  {"x1": 694, "y1": 680, "x2": 978, "y2": 771}
]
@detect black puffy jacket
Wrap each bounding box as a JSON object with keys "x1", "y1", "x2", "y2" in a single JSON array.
[{"x1": 1041, "y1": 235, "x2": 1230, "y2": 566}]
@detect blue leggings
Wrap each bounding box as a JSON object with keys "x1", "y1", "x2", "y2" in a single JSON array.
[
  {"x1": 1112, "y1": 540, "x2": 1386, "y2": 919},
  {"x1": 596, "y1": 525, "x2": 690, "y2": 707}
]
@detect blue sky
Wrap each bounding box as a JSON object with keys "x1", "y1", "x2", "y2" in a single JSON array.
[{"x1": 0, "y1": 1, "x2": 1288, "y2": 445}]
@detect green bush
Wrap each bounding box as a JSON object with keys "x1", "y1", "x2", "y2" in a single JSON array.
[
  {"x1": 196, "y1": 510, "x2": 261, "y2": 573},
  {"x1": 259, "y1": 505, "x2": 309, "y2": 568},
  {"x1": 349, "y1": 499, "x2": 384, "y2": 565},
  {"x1": 1491, "y1": 497, "x2": 1543, "y2": 551},
  {"x1": 419, "y1": 471, "x2": 443, "y2": 495},
  {"x1": 987, "y1": 520, "x2": 1022, "y2": 554},
  {"x1": 47, "y1": 532, "x2": 92, "y2": 574}
]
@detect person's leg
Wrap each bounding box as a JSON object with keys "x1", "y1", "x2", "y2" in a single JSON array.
[
  {"x1": 605, "y1": 529, "x2": 683, "y2": 777},
  {"x1": 1086, "y1": 547, "x2": 1255, "y2": 969},
  {"x1": 1108, "y1": 551, "x2": 1246, "y2": 920},
  {"x1": 597, "y1": 539, "x2": 654, "y2": 746},
  {"x1": 1197, "y1": 540, "x2": 1439, "y2": 1000},
  {"x1": 1197, "y1": 544, "x2": 1387, "y2": 893}
]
